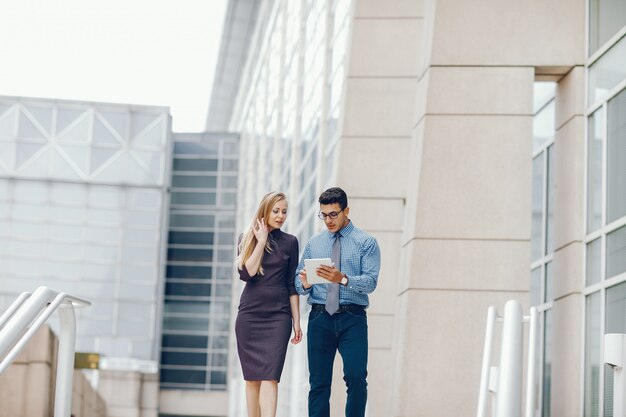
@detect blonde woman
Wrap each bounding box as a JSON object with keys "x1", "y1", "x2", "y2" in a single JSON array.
[{"x1": 235, "y1": 192, "x2": 302, "y2": 417}]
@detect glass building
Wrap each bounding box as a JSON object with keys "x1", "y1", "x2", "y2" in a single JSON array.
[
  {"x1": 0, "y1": 95, "x2": 171, "y2": 364},
  {"x1": 160, "y1": 132, "x2": 238, "y2": 392},
  {"x1": 207, "y1": 0, "x2": 626, "y2": 416}
]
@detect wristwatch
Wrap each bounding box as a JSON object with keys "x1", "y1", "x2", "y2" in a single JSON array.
[{"x1": 340, "y1": 274, "x2": 348, "y2": 286}]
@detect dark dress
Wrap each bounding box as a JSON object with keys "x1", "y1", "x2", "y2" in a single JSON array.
[{"x1": 235, "y1": 229, "x2": 299, "y2": 381}]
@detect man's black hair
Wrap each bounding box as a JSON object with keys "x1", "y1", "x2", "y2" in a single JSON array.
[{"x1": 318, "y1": 187, "x2": 348, "y2": 210}]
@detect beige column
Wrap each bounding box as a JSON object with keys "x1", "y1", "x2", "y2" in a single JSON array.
[
  {"x1": 335, "y1": 1, "x2": 424, "y2": 416},
  {"x1": 550, "y1": 66, "x2": 586, "y2": 417}
]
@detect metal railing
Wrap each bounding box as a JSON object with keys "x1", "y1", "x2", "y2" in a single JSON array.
[
  {"x1": 476, "y1": 300, "x2": 538, "y2": 417},
  {"x1": 0, "y1": 286, "x2": 90, "y2": 417}
]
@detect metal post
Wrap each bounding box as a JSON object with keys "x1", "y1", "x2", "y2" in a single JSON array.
[
  {"x1": 525, "y1": 307, "x2": 538, "y2": 417},
  {"x1": 477, "y1": 306, "x2": 497, "y2": 417},
  {"x1": 54, "y1": 303, "x2": 77, "y2": 417},
  {"x1": 496, "y1": 300, "x2": 523, "y2": 417},
  {"x1": 605, "y1": 334, "x2": 626, "y2": 417}
]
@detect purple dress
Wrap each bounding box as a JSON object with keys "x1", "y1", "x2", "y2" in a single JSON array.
[{"x1": 235, "y1": 229, "x2": 299, "y2": 381}]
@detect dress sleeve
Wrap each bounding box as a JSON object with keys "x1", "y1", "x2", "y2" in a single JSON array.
[
  {"x1": 237, "y1": 233, "x2": 260, "y2": 283},
  {"x1": 286, "y1": 236, "x2": 299, "y2": 296}
]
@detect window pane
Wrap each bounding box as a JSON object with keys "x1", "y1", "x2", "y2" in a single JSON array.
[
  {"x1": 607, "y1": 87, "x2": 626, "y2": 223},
  {"x1": 585, "y1": 291, "x2": 601, "y2": 417},
  {"x1": 171, "y1": 192, "x2": 216, "y2": 206},
  {"x1": 169, "y1": 214, "x2": 215, "y2": 228},
  {"x1": 544, "y1": 261, "x2": 554, "y2": 303},
  {"x1": 531, "y1": 154, "x2": 545, "y2": 261},
  {"x1": 545, "y1": 146, "x2": 555, "y2": 255},
  {"x1": 589, "y1": 0, "x2": 626, "y2": 54},
  {"x1": 587, "y1": 238, "x2": 602, "y2": 286},
  {"x1": 588, "y1": 110, "x2": 603, "y2": 233},
  {"x1": 160, "y1": 369, "x2": 206, "y2": 384},
  {"x1": 173, "y1": 159, "x2": 218, "y2": 171},
  {"x1": 161, "y1": 334, "x2": 208, "y2": 349},
  {"x1": 174, "y1": 142, "x2": 219, "y2": 155},
  {"x1": 161, "y1": 351, "x2": 207, "y2": 366},
  {"x1": 168, "y1": 231, "x2": 214, "y2": 245},
  {"x1": 533, "y1": 101, "x2": 556, "y2": 151},
  {"x1": 162, "y1": 315, "x2": 210, "y2": 331},
  {"x1": 165, "y1": 283, "x2": 211, "y2": 297},
  {"x1": 172, "y1": 175, "x2": 217, "y2": 188},
  {"x1": 167, "y1": 248, "x2": 213, "y2": 262},
  {"x1": 163, "y1": 301, "x2": 210, "y2": 315},
  {"x1": 605, "y1": 282, "x2": 626, "y2": 415},
  {"x1": 607, "y1": 226, "x2": 626, "y2": 279},
  {"x1": 166, "y1": 265, "x2": 213, "y2": 279},
  {"x1": 543, "y1": 310, "x2": 552, "y2": 417},
  {"x1": 530, "y1": 267, "x2": 542, "y2": 307},
  {"x1": 589, "y1": 36, "x2": 626, "y2": 104}
]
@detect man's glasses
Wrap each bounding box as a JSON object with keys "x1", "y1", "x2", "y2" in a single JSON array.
[{"x1": 317, "y1": 208, "x2": 345, "y2": 220}]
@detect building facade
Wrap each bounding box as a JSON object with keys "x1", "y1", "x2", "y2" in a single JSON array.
[
  {"x1": 0, "y1": 96, "x2": 171, "y2": 365},
  {"x1": 210, "y1": 0, "x2": 626, "y2": 416}
]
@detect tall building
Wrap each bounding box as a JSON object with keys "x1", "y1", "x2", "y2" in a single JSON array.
[
  {"x1": 159, "y1": 132, "x2": 238, "y2": 417},
  {"x1": 208, "y1": 0, "x2": 626, "y2": 416},
  {"x1": 0, "y1": 96, "x2": 171, "y2": 365}
]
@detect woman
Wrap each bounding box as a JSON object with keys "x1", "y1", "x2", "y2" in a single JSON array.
[{"x1": 235, "y1": 192, "x2": 301, "y2": 417}]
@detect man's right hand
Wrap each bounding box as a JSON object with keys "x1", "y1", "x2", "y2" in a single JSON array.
[{"x1": 300, "y1": 269, "x2": 312, "y2": 289}]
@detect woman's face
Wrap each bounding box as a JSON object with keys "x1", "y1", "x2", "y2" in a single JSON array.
[{"x1": 267, "y1": 199, "x2": 288, "y2": 231}]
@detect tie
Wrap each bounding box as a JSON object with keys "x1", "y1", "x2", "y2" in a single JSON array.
[{"x1": 325, "y1": 233, "x2": 341, "y2": 315}]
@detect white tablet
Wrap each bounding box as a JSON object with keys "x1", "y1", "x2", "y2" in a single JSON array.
[{"x1": 303, "y1": 258, "x2": 334, "y2": 285}]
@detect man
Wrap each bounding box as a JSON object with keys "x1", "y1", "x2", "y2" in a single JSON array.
[{"x1": 295, "y1": 187, "x2": 381, "y2": 417}]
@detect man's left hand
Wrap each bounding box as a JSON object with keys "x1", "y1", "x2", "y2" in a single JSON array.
[{"x1": 316, "y1": 265, "x2": 343, "y2": 283}]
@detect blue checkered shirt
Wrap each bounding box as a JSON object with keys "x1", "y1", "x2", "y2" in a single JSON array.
[{"x1": 295, "y1": 221, "x2": 380, "y2": 307}]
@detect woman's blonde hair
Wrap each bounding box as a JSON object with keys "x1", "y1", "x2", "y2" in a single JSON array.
[{"x1": 236, "y1": 191, "x2": 287, "y2": 275}]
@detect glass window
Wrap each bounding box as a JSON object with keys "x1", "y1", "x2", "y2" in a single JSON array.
[
  {"x1": 605, "y1": 282, "x2": 626, "y2": 413},
  {"x1": 588, "y1": 36, "x2": 626, "y2": 105},
  {"x1": 606, "y1": 226, "x2": 626, "y2": 279},
  {"x1": 163, "y1": 315, "x2": 210, "y2": 331},
  {"x1": 165, "y1": 283, "x2": 212, "y2": 297},
  {"x1": 545, "y1": 146, "x2": 554, "y2": 254},
  {"x1": 163, "y1": 301, "x2": 210, "y2": 315},
  {"x1": 607, "y1": 87, "x2": 626, "y2": 223},
  {"x1": 161, "y1": 351, "x2": 207, "y2": 366},
  {"x1": 587, "y1": 238, "x2": 603, "y2": 286},
  {"x1": 172, "y1": 175, "x2": 217, "y2": 189},
  {"x1": 167, "y1": 248, "x2": 213, "y2": 262},
  {"x1": 166, "y1": 265, "x2": 213, "y2": 279},
  {"x1": 169, "y1": 214, "x2": 215, "y2": 228},
  {"x1": 174, "y1": 142, "x2": 219, "y2": 155},
  {"x1": 589, "y1": 0, "x2": 626, "y2": 54},
  {"x1": 533, "y1": 101, "x2": 556, "y2": 151},
  {"x1": 162, "y1": 334, "x2": 208, "y2": 349},
  {"x1": 542, "y1": 310, "x2": 552, "y2": 417},
  {"x1": 544, "y1": 261, "x2": 554, "y2": 303},
  {"x1": 531, "y1": 154, "x2": 545, "y2": 261},
  {"x1": 168, "y1": 231, "x2": 214, "y2": 245},
  {"x1": 160, "y1": 369, "x2": 206, "y2": 384},
  {"x1": 588, "y1": 110, "x2": 603, "y2": 232},
  {"x1": 171, "y1": 192, "x2": 216, "y2": 206},
  {"x1": 585, "y1": 291, "x2": 601, "y2": 417},
  {"x1": 173, "y1": 159, "x2": 218, "y2": 171},
  {"x1": 530, "y1": 267, "x2": 542, "y2": 307}
]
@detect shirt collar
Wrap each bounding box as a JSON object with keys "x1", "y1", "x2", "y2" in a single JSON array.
[{"x1": 328, "y1": 220, "x2": 354, "y2": 239}]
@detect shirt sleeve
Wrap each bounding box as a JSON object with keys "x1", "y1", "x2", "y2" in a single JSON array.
[
  {"x1": 286, "y1": 236, "x2": 299, "y2": 296},
  {"x1": 237, "y1": 233, "x2": 260, "y2": 283},
  {"x1": 295, "y1": 241, "x2": 312, "y2": 295},
  {"x1": 345, "y1": 237, "x2": 380, "y2": 294}
]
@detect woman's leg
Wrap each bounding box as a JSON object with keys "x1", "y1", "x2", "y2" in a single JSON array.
[
  {"x1": 259, "y1": 380, "x2": 278, "y2": 417},
  {"x1": 245, "y1": 380, "x2": 262, "y2": 417}
]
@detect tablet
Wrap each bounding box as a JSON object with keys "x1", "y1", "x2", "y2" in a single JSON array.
[{"x1": 303, "y1": 258, "x2": 334, "y2": 285}]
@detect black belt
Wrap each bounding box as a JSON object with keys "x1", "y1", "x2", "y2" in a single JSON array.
[{"x1": 311, "y1": 303, "x2": 365, "y2": 313}]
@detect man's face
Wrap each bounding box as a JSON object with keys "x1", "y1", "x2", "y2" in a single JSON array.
[{"x1": 319, "y1": 203, "x2": 349, "y2": 233}]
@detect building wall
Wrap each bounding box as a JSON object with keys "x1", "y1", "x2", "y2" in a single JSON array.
[
  {"x1": 0, "y1": 96, "x2": 172, "y2": 365},
  {"x1": 0, "y1": 326, "x2": 107, "y2": 417}
]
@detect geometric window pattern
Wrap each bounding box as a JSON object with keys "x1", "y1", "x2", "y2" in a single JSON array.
[
  {"x1": 0, "y1": 97, "x2": 170, "y2": 186},
  {"x1": 160, "y1": 133, "x2": 238, "y2": 391}
]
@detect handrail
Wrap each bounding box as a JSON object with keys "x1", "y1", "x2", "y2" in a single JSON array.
[
  {"x1": 476, "y1": 301, "x2": 539, "y2": 417},
  {"x1": 0, "y1": 286, "x2": 91, "y2": 417}
]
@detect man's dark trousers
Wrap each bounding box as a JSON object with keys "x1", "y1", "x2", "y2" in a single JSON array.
[{"x1": 307, "y1": 306, "x2": 368, "y2": 417}]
